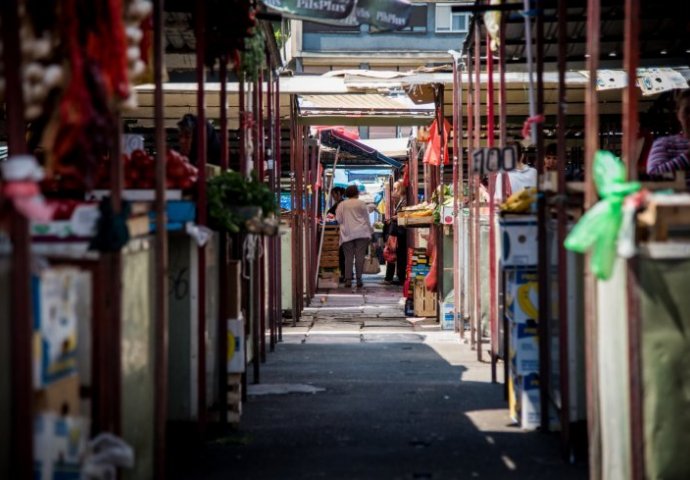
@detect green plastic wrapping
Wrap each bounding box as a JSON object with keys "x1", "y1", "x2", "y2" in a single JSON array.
[{"x1": 564, "y1": 150, "x2": 641, "y2": 280}]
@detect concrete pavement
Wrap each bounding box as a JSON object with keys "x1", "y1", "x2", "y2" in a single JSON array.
[{"x1": 169, "y1": 275, "x2": 587, "y2": 480}]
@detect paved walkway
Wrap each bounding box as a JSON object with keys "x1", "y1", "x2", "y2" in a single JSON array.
[{"x1": 170, "y1": 274, "x2": 587, "y2": 480}]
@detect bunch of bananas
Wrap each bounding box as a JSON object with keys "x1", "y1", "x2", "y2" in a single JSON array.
[{"x1": 500, "y1": 187, "x2": 537, "y2": 213}]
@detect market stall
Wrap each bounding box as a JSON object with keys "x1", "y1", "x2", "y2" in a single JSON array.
[
  {"x1": 0, "y1": 1, "x2": 281, "y2": 477},
  {"x1": 461, "y1": 2, "x2": 690, "y2": 478}
]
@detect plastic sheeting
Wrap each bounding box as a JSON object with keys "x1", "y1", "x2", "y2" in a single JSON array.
[{"x1": 638, "y1": 257, "x2": 690, "y2": 480}]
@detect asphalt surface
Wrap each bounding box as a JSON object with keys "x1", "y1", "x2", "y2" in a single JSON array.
[{"x1": 169, "y1": 278, "x2": 588, "y2": 480}]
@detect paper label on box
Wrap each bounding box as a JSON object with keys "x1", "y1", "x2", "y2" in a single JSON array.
[
  {"x1": 33, "y1": 269, "x2": 80, "y2": 389},
  {"x1": 514, "y1": 319, "x2": 539, "y2": 373},
  {"x1": 227, "y1": 318, "x2": 245, "y2": 373},
  {"x1": 34, "y1": 413, "x2": 89, "y2": 480}
]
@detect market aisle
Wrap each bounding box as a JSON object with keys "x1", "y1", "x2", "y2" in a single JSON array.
[{"x1": 170, "y1": 276, "x2": 587, "y2": 480}]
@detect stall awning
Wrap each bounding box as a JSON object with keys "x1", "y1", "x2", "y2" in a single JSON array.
[{"x1": 320, "y1": 128, "x2": 404, "y2": 169}]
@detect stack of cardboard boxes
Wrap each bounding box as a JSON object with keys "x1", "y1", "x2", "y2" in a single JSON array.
[{"x1": 32, "y1": 267, "x2": 90, "y2": 479}]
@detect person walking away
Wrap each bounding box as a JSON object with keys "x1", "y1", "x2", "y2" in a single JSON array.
[
  {"x1": 647, "y1": 89, "x2": 690, "y2": 189},
  {"x1": 327, "y1": 186, "x2": 347, "y2": 282},
  {"x1": 336, "y1": 185, "x2": 374, "y2": 289}
]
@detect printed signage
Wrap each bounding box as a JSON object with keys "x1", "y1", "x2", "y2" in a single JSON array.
[
  {"x1": 471, "y1": 146, "x2": 518, "y2": 176},
  {"x1": 262, "y1": 0, "x2": 411, "y2": 30}
]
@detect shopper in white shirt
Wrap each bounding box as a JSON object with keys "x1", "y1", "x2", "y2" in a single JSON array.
[{"x1": 336, "y1": 185, "x2": 374, "y2": 288}]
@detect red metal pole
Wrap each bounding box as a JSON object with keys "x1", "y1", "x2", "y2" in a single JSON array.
[
  {"x1": 239, "y1": 73, "x2": 246, "y2": 175},
  {"x1": 452, "y1": 56, "x2": 461, "y2": 337},
  {"x1": 623, "y1": 0, "x2": 643, "y2": 477},
  {"x1": 218, "y1": 55, "x2": 230, "y2": 425},
  {"x1": 2, "y1": 0, "x2": 32, "y2": 475},
  {"x1": 220, "y1": 61, "x2": 229, "y2": 171},
  {"x1": 290, "y1": 97, "x2": 299, "y2": 326},
  {"x1": 535, "y1": 1, "x2": 551, "y2": 433},
  {"x1": 251, "y1": 75, "x2": 262, "y2": 381},
  {"x1": 195, "y1": 0, "x2": 208, "y2": 432},
  {"x1": 486, "y1": 31, "x2": 498, "y2": 382},
  {"x1": 474, "y1": 21, "x2": 482, "y2": 361},
  {"x1": 498, "y1": 8, "x2": 509, "y2": 400},
  {"x1": 274, "y1": 74, "x2": 283, "y2": 341},
  {"x1": 153, "y1": 0, "x2": 169, "y2": 475},
  {"x1": 466, "y1": 37, "x2": 476, "y2": 350},
  {"x1": 258, "y1": 69, "x2": 267, "y2": 363},
  {"x1": 557, "y1": 0, "x2": 571, "y2": 459},
  {"x1": 266, "y1": 67, "x2": 276, "y2": 352},
  {"x1": 436, "y1": 85, "x2": 445, "y2": 321},
  {"x1": 585, "y1": 0, "x2": 602, "y2": 477}
]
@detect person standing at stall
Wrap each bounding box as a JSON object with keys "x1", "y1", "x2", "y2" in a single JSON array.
[
  {"x1": 646, "y1": 89, "x2": 690, "y2": 188},
  {"x1": 336, "y1": 185, "x2": 374, "y2": 289},
  {"x1": 327, "y1": 186, "x2": 347, "y2": 283},
  {"x1": 544, "y1": 143, "x2": 558, "y2": 172},
  {"x1": 384, "y1": 180, "x2": 408, "y2": 285},
  {"x1": 177, "y1": 113, "x2": 222, "y2": 166}
]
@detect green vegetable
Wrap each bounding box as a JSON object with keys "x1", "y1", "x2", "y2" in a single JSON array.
[
  {"x1": 207, "y1": 170, "x2": 277, "y2": 233},
  {"x1": 564, "y1": 150, "x2": 641, "y2": 280}
]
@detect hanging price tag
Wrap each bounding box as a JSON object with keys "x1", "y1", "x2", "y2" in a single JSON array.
[{"x1": 471, "y1": 146, "x2": 517, "y2": 176}]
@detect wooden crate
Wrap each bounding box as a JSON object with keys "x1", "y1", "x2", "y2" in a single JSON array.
[{"x1": 414, "y1": 279, "x2": 437, "y2": 317}]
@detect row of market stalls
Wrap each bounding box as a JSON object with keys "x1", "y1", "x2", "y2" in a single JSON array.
[
  {"x1": 2, "y1": 0, "x2": 690, "y2": 478},
  {"x1": 455, "y1": 2, "x2": 690, "y2": 480},
  {"x1": 0, "y1": 1, "x2": 291, "y2": 478}
]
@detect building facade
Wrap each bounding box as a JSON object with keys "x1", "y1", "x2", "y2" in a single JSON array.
[{"x1": 287, "y1": 2, "x2": 471, "y2": 73}]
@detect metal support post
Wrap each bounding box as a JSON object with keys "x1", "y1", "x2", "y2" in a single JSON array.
[
  {"x1": 585, "y1": 0, "x2": 602, "y2": 477},
  {"x1": 153, "y1": 0, "x2": 169, "y2": 474},
  {"x1": 195, "y1": 0, "x2": 208, "y2": 432}
]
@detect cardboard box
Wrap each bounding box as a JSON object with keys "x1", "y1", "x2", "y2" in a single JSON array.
[
  {"x1": 34, "y1": 374, "x2": 80, "y2": 416},
  {"x1": 500, "y1": 216, "x2": 538, "y2": 266},
  {"x1": 510, "y1": 319, "x2": 539, "y2": 374},
  {"x1": 32, "y1": 269, "x2": 81, "y2": 389},
  {"x1": 34, "y1": 413, "x2": 89, "y2": 480},
  {"x1": 441, "y1": 301, "x2": 459, "y2": 331},
  {"x1": 227, "y1": 261, "x2": 242, "y2": 319},
  {"x1": 227, "y1": 316, "x2": 245, "y2": 373},
  {"x1": 505, "y1": 269, "x2": 538, "y2": 325},
  {"x1": 414, "y1": 279, "x2": 437, "y2": 317},
  {"x1": 509, "y1": 372, "x2": 558, "y2": 430}
]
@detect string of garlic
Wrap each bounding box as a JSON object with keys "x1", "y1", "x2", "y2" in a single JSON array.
[
  {"x1": 119, "y1": 0, "x2": 153, "y2": 111},
  {"x1": 19, "y1": 4, "x2": 64, "y2": 120}
]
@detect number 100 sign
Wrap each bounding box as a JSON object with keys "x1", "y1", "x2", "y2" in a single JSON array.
[{"x1": 471, "y1": 146, "x2": 517, "y2": 176}]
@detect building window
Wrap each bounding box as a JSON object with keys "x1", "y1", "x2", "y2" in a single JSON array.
[{"x1": 435, "y1": 3, "x2": 470, "y2": 33}]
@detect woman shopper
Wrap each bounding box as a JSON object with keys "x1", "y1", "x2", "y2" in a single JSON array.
[
  {"x1": 336, "y1": 185, "x2": 374, "y2": 289},
  {"x1": 646, "y1": 89, "x2": 690, "y2": 188}
]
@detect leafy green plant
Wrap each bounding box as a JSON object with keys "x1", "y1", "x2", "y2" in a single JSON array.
[
  {"x1": 241, "y1": 29, "x2": 266, "y2": 82},
  {"x1": 207, "y1": 170, "x2": 276, "y2": 233}
]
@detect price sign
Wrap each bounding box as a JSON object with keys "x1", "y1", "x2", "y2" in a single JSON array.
[{"x1": 471, "y1": 146, "x2": 518, "y2": 176}]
